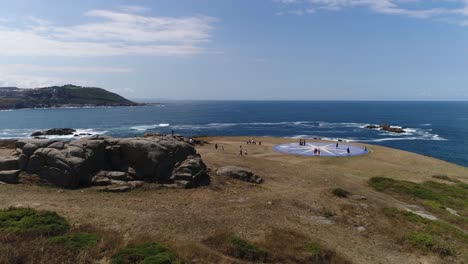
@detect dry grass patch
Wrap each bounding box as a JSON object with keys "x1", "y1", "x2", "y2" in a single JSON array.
[{"x1": 204, "y1": 228, "x2": 352, "y2": 264}]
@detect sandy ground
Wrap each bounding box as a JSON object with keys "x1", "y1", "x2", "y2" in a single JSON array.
[{"x1": 0, "y1": 137, "x2": 467, "y2": 263}]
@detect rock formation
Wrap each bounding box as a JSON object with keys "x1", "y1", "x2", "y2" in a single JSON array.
[
  {"x1": 31, "y1": 128, "x2": 77, "y2": 137},
  {"x1": 365, "y1": 124, "x2": 405, "y2": 133},
  {"x1": 216, "y1": 166, "x2": 263, "y2": 184},
  {"x1": 3, "y1": 135, "x2": 210, "y2": 189}
]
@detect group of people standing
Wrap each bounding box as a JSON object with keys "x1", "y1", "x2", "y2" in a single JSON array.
[
  {"x1": 214, "y1": 143, "x2": 224, "y2": 151},
  {"x1": 246, "y1": 138, "x2": 261, "y2": 145},
  {"x1": 313, "y1": 148, "x2": 321, "y2": 156},
  {"x1": 299, "y1": 139, "x2": 307, "y2": 146}
]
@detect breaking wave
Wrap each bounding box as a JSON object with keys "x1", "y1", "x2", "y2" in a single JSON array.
[{"x1": 130, "y1": 124, "x2": 170, "y2": 131}]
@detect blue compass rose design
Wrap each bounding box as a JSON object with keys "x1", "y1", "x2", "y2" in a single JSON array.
[{"x1": 272, "y1": 142, "x2": 367, "y2": 157}]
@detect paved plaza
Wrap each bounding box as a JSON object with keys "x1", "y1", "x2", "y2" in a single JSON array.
[{"x1": 273, "y1": 141, "x2": 367, "y2": 157}]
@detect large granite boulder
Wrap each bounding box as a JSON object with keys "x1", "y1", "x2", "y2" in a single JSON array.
[
  {"x1": 171, "y1": 154, "x2": 210, "y2": 188},
  {"x1": 0, "y1": 170, "x2": 20, "y2": 184},
  {"x1": 0, "y1": 158, "x2": 19, "y2": 171},
  {"x1": 14, "y1": 135, "x2": 207, "y2": 189},
  {"x1": 216, "y1": 166, "x2": 263, "y2": 184}
]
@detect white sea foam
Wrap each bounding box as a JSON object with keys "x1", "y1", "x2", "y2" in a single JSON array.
[
  {"x1": 171, "y1": 121, "x2": 367, "y2": 130},
  {"x1": 0, "y1": 128, "x2": 108, "y2": 139},
  {"x1": 39, "y1": 129, "x2": 108, "y2": 139},
  {"x1": 359, "y1": 135, "x2": 447, "y2": 142},
  {"x1": 130, "y1": 124, "x2": 171, "y2": 131}
]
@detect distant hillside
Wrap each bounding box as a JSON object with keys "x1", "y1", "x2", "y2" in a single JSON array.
[{"x1": 0, "y1": 85, "x2": 140, "y2": 109}]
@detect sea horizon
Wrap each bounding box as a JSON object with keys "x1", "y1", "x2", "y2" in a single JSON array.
[{"x1": 1, "y1": 101, "x2": 466, "y2": 167}]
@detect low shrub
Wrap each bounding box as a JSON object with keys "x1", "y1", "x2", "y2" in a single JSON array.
[
  {"x1": 0, "y1": 207, "x2": 69, "y2": 236},
  {"x1": 305, "y1": 242, "x2": 322, "y2": 255},
  {"x1": 407, "y1": 232, "x2": 434, "y2": 249},
  {"x1": 111, "y1": 242, "x2": 178, "y2": 264},
  {"x1": 229, "y1": 236, "x2": 270, "y2": 262},
  {"x1": 332, "y1": 188, "x2": 350, "y2": 198},
  {"x1": 49, "y1": 232, "x2": 99, "y2": 251}
]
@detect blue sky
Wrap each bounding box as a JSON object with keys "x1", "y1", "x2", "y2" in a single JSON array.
[{"x1": 0, "y1": 0, "x2": 468, "y2": 100}]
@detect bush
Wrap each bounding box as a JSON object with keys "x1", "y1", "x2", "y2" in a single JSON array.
[
  {"x1": 229, "y1": 237, "x2": 269, "y2": 262},
  {"x1": 305, "y1": 242, "x2": 322, "y2": 255},
  {"x1": 111, "y1": 242, "x2": 178, "y2": 264},
  {"x1": 407, "y1": 232, "x2": 434, "y2": 249},
  {"x1": 0, "y1": 207, "x2": 69, "y2": 236},
  {"x1": 332, "y1": 188, "x2": 350, "y2": 198},
  {"x1": 49, "y1": 232, "x2": 99, "y2": 251}
]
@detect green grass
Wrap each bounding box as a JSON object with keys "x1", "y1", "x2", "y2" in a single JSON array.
[
  {"x1": 229, "y1": 237, "x2": 270, "y2": 262},
  {"x1": 332, "y1": 188, "x2": 350, "y2": 198},
  {"x1": 304, "y1": 242, "x2": 322, "y2": 255},
  {"x1": 111, "y1": 242, "x2": 178, "y2": 264},
  {"x1": 432, "y1": 175, "x2": 461, "y2": 183},
  {"x1": 0, "y1": 208, "x2": 69, "y2": 236},
  {"x1": 406, "y1": 232, "x2": 434, "y2": 249},
  {"x1": 49, "y1": 232, "x2": 99, "y2": 251},
  {"x1": 369, "y1": 177, "x2": 468, "y2": 211},
  {"x1": 384, "y1": 208, "x2": 467, "y2": 257}
]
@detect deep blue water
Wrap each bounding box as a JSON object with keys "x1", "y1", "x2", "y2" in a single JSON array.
[{"x1": 0, "y1": 101, "x2": 467, "y2": 167}]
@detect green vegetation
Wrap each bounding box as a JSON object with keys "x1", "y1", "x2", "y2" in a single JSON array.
[
  {"x1": 332, "y1": 188, "x2": 350, "y2": 198},
  {"x1": 368, "y1": 177, "x2": 468, "y2": 211},
  {"x1": 406, "y1": 232, "x2": 435, "y2": 250},
  {"x1": 372, "y1": 177, "x2": 468, "y2": 259},
  {"x1": 0, "y1": 85, "x2": 138, "y2": 109},
  {"x1": 111, "y1": 242, "x2": 179, "y2": 264},
  {"x1": 228, "y1": 236, "x2": 270, "y2": 262},
  {"x1": 432, "y1": 175, "x2": 461, "y2": 183},
  {"x1": 305, "y1": 242, "x2": 322, "y2": 255},
  {"x1": 384, "y1": 208, "x2": 467, "y2": 257},
  {"x1": 49, "y1": 232, "x2": 99, "y2": 251},
  {"x1": 0, "y1": 207, "x2": 69, "y2": 236}
]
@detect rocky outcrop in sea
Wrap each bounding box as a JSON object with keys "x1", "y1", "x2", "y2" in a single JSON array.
[{"x1": 365, "y1": 124, "x2": 405, "y2": 133}]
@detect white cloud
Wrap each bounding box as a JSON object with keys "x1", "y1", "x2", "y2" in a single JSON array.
[
  {"x1": 0, "y1": 7, "x2": 216, "y2": 57},
  {"x1": 0, "y1": 74, "x2": 93, "y2": 88},
  {"x1": 275, "y1": 0, "x2": 468, "y2": 23},
  {"x1": 117, "y1": 5, "x2": 151, "y2": 13},
  {"x1": 0, "y1": 64, "x2": 133, "y2": 73},
  {"x1": 0, "y1": 64, "x2": 132, "y2": 88}
]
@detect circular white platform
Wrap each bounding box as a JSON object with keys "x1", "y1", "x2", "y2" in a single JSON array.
[{"x1": 273, "y1": 142, "x2": 367, "y2": 157}]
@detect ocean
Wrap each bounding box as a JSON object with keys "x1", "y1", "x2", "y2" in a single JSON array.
[{"x1": 0, "y1": 101, "x2": 467, "y2": 167}]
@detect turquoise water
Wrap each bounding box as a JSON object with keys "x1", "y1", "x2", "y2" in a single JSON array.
[{"x1": 0, "y1": 101, "x2": 467, "y2": 166}]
